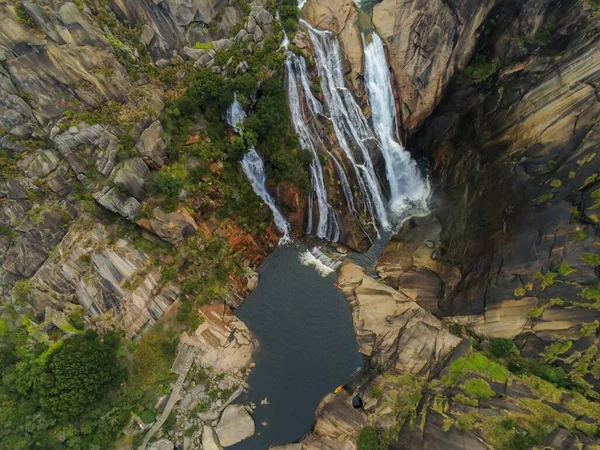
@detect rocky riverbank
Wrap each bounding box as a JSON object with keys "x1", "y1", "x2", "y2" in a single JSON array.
[{"x1": 139, "y1": 303, "x2": 258, "y2": 450}]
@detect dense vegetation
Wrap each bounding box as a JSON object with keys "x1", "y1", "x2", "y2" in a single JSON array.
[
  {"x1": 0, "y1": 314, "x2": 126, "y2": 449},
  {"x1": 0, "y1": 305, "x2": 183, "y2": 450},
  {"x1": 357, "y1": 426, "x2": 380, "y2": 450}
]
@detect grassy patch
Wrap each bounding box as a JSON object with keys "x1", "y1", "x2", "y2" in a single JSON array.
[
  {"x1": 440, "y1": 351, "x2": 510, "y2": 386},
  {"x1": 465, "y1": 54, "x2": 501, "y2": 82},
  {"x1": 544, "y1": 341, "x2": 572, "y2": 362},
  {"x1": 357, "y1": 426, "x2": 380, "y2": 450},
  {"x1": 461, "y1": 378, "x2": 495, "y2": 399},
  {"x1": 580, "y1": 321, "x2": 599, "y2": 336},
  {"x1": 534, "y1": 192, "x2": 554, "y2": 204},
  {"x1": 194, "y1": 41, "x2": 214, "y2": 50},
  {"x1": 579, "y1": 173, "x2": 599, "y2": 190},
  {"x1": 577, "y1": 152, "x2": 596, "y2": 167},
  {"x1": 535, "y1": 271, "x2": 558, "y2": 290},
  {"x1": 557, "y1": 262, "x2": 575, "y2": 276},
  {"x1": 582, "y1": 252, "x2": 600, "y2": 267}
]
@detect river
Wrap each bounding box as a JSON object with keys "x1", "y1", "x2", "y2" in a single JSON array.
[{"x1": 232, "y1": 246, "x2": 363, "y2": 449}]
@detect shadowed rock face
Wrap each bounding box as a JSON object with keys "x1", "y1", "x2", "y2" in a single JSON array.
[
  {"x1": 406, "y1": 0, "x2": 600, "y2": 320},
  {"x1": 372, "y1": 0, "x2": 495, "y2": 135},
  {"x1": 376, "y1": 0, "x2": 600, "y2": 407}
]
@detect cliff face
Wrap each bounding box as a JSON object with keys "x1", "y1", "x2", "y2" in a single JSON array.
[
  {"x1": 295, "y1": 0, "x2": 600, "y2": 448},
  {"x1": 295, "y1": 261, "x2": 600, "y2": 449},
  {"x1": 0, "y1": 0, "x2": 285, "y2": 337},
  {"x1": 381, "y1": 0, "x2": 600, "y2": 352},
  {"x1": 303, "y1": 0, "x2": 495, "y2": 135}
]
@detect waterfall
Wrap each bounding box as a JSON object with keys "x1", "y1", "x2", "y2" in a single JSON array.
[
  {"x1": 286, "y1": 54, "x2": 339, "y2": 241},
  {"x1": 305, "y1": 22, "x2": 390, "y2": 230},
  {"x1": 363, "y1": 33, "x2": 430, "y2": 215},
  {"x1": 226, "y1": 93, "x2": 246, "y2": 132},
  {"x1": 241, "y1": 148, "x2": 291, "y2": 244}
]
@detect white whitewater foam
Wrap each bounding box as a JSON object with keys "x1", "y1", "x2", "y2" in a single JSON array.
[{"x1": 299, "y1": 250, "x2": 334, "y2": 276}]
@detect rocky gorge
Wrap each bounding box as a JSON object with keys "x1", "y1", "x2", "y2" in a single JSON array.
[{"x1": 1, "y1": 0, "x2": 600, "y2": 449}]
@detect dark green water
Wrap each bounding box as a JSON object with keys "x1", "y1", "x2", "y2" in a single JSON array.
[{"x1": 232, "y1": 246, "x2": 363, "y2": 449}]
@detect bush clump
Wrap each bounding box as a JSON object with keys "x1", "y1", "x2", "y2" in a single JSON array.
[
  {"x1": 488, "y1": 338, "x2": 515, "y2": 358},
  {"x1": 461, "y1": 378, "x2": 495, "y2": 399},
  {"x1": 357, "y1": 426, "x2": 380, "y2": 450}
]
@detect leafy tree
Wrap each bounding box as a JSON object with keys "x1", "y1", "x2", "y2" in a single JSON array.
[
  {"x1": 488, "y1": 338, "x2": 514, "y2": 358},
  {"x1": 37, "y1": 330, "x2": 122, "y2": 421},
  {"x1": 147, "y1": 172, "x2": 182, "y2": 198}
]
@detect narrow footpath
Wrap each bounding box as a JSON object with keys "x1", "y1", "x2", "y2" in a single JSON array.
[{"x1": 139, "y1": 344, "x2": 198, "y2": 449}]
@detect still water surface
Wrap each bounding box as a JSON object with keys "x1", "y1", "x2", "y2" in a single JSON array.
[{"x1": 232, "y1": 246, "x2": 363, "y2": 449}]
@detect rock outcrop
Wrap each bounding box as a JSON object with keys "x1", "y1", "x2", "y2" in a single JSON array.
[
  {"x1": 20, "y1": 217, "x2": 179, "y2": 337},
  {"x1": 372, "y1": 0, "x2": 494, "y2": 134},
  {"x1": 138, "y1": 207, "x2": 198, "y2": 245},
  {"x1": 339, "y1": 261, "x2": 462, "y2": 375},
  {"x1": 215, "y1": 404, "x2": 255, "y2": 447},
  {"x1": 202, "y1": 425, "x2": 223, "y2": 450},
  {"x1": 302, "y1": 0, "x2": 363, "y2": 93},
  {"x1": 0, "y1": 1, "x2": 131, "y2": 128},
  {"x1": 183, "y1": 303, "x2": 254, "y2": 374}
]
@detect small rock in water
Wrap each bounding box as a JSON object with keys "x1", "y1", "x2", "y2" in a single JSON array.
[
  {"x1": 261, "y1": 420, "x2": 268, "y2": 426},
  {"x1": 260, "y1": 397, "x2": 270, "y2": 405}
]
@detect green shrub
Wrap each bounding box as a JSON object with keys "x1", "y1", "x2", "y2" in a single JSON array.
[
  {"x1": 461, "y1": 378, "x2": 495, "y2": 399},
  {"x1": 357, "y1": 426, "x2": 380, "y2": 450},
  {"x1": 582, "y1": 283, "x2": 600, "y2": 299},
  {"x1": 162, "y1": 411, "x2": 177, "y2": 433},
  {"x1": 147, "y1": 172, "x2": 182, "y2": 199},
  {"x1": 442, "y1": 352, "x2": 510, "y2": 386},
  {"x1": 535, "y1": 271, "x2": 557, "y2": 290},
  {"x1": 15, "y1": 3, "x2": 36, "y2": 28},
  {"x1": 531, "y1": 364, "x2": 569, "y2": 387},
  {"x1": 557, "y1": 262, "x2": 575, "y2": 276},
  {"x1": 194, "y1": 41, "x2": 214, "y2": 50},
  {"x1": 587, "y1": 0, "x2": 600, "y2": 11},
  {"x1": 465, "y1": 54, "x2": 501, "y2": 82},
  {"x1": 534, "y1": 20, "x2": 557, "y2": 45},
  {"x1": 582, "y1": 252, "x2": 600, "y2": 267},
  {"x1": 139, "y1": 409, "x2": 157, "y2": 424},
  {"x1": 162, "y1": 265, "x2": 178, "y2": 283},
  {"x1": 67, "y1": 311, "x2": 85, "y2": 330},
  {"x1": 38, "y1": 331, "x2": 123, "y2": 421},
  {"x1": 488, "y1": 338, "x2": 515, "y2": 358}
]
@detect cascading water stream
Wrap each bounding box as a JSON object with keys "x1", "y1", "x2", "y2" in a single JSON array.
[
  {"x1": 286, "y1": 53, "x2": 340, "y2": 241},
  {"x1": 226, "y1": 95, "x2": 291, "y2": 244},
  {"x1": 363, "y1": 33, "x2": 430, "y2": 215},
  {"x1": 241, "y1": 148, "x2": 292, "y2": 244},
  {"x1": 226, "y1": 93, "x2": 247, "y2": 132},
  {"x1": 304, "y1": 21, "x2": 390, "y2": 230}
]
